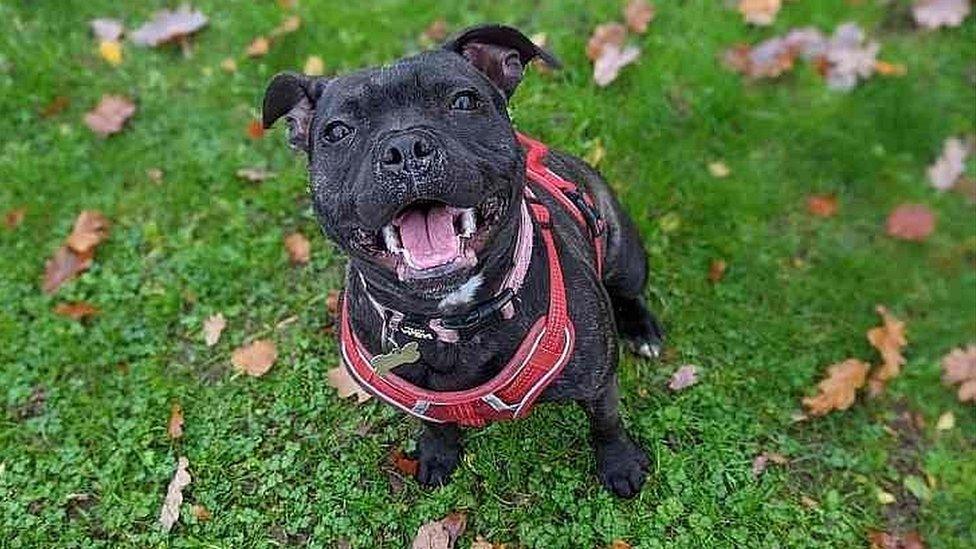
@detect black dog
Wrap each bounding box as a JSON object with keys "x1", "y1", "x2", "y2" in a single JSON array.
[{"x1": 263, "y1": 24, "x2": 664, "y2": 498}]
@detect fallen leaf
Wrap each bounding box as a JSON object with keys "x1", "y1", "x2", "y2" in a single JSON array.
[
  {"x1": 203, "y1": 313, "x2": 225, "y2": 346},
  {"x1": 327, "y1": 365, "x2": 372, "y2": 403},
  {"x1": 470, "y1": 538, "x2": 493, "y2": 549},
  {"x1": 941, "y1": 344, "x2": 976, "y2": 402},
  {"x1": 708, "y1": 161, "x2": 730, "y2": 178},
  {"x1": 231, "y1": 340, "x2": 277, "y2": 377},
  {"x1": 877, "y1": 490, "x2": 896, "y2": 505},
  {"x1": 84, "y1": 95, "x2": 136, "y2": 137},
  {"x1": 246, "y1": 119, "x2": 265, "y2": 139},
  {"x1": 235, "y1": 167, "x2": 276, "y2": 182},
  {"x1": 802, "y1": 359, "x2": 870, "y2": 416},
  {"x1": 422, "y1": 19, "x2": 449, "y2": 43},
  {"x1": 4, "y1": 207, "x2": 25, "y2": 229},
  {"x1": 132, "y1": 5, "x2": 208, "y2": 47},
  {"x1": 246, "y1": 36, "x2": 270, "y2": 57},
  {"x1": 66, "y1": 210, "x2": 110, "y2": 253},
  {"x1": 936, "y1": 411, "x2": 955, "y2": 430},
  {"x1": 866, "y1": 306, "x2": 908, "y2": 396},
  {"x1": 594, "y1": 44, "x2": 641, "y2": 86},
  {"x1": 412, "y1": 512, "x2": 467, "y2": 549},
  {"x1": 611, "y1": 541, "x2": 633, "y2": 549},
  {"x1": 708, "y1": 259, "x2": 727, "y2": 283},
  {"x1": 326, "y1": 289, "x2": 341, "y2": 317},
  {"x1": 99, "y1": 40, "x2": 123, "y2": 66},
  {"x1": 800, "y1": 495, "x2": 819, "y2": 508},
  {"x1": 868, "y1": 530, "x2": 925, "y2": 549},
  {"x1": 284, "y1": 232, "x2": 311, "y2": 265},
  {"x1": 739, "y1": 0, "x2": 781, "y2": 26},
  {"x1": 90, "y1": 18, "x2": 124, "y2": 42},
  {"x1": 586, "y1": 23, "x2": 628, "y2": 61},
  {"x1": 806, "y1": 194, "x2": 839, "y2": 217},
  {"x1": 304, "y1": 55, "x2": 325, "y2": 75},
  {"x1": 158, "y1": 456, "x2": 191, "y2": 532},
  {"x1": 874, "y1": 60, "x2": 907, "y2": 76},
  {"x1": 40, "y1": 95, "x2": 70, "y2": 118},
  {"x1": 624, "y1": 0, "x2": 656, "y2": 33},
  {"x1": 270, "y1": 15, "x2": 301, "y2": 38},
  {"x1": 53, "y1": 302, "x2": 99, "y2": 320},
  {"x1": 658, "y1": 211, "x2": 681, "y2": 233},
  {"x1": 190, "y1": 504, "x2": 211, "y2": 522},
  {"x1": 43, "y1": 210, "x2": 110, "y2": 294},
  {"x1": 822, "y1": 23, "x2": 880, "y2": 91},
  {"x1": 912, "y1": 0, "x2": 971, "y2": 29},
  {"x1": 584, "y1": 139, "x2": 606, "y2": 167},
  {"x1": 668, "y1": 364, "x2": 699, "y2": 391},
  {"x1": 927, "y1": 137, "x2": 970, "y2": 191},
  {"x1": 147, "y1": 168, "x2": 164, "y2": 183},
  {"x1": 219, "y1": 57, "x2": 237, "y2": 73},
  {"x1": 390, "y1": 448, "x2": 419, "y2": 477},
  {"x1": 167, "y1": 403, "x2": 184, "y2": 439},
  {"x1": 886, "y1": 204, "x2": 935, "y2": 242},
  {"x1": 752, "y1": 452, "x2": 788, "y2": 476}
]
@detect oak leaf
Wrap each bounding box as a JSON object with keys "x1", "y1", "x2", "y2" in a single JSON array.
[
  {"x1": 158, "y1": 456, "x2": 191, "y2": 532},
  {"x1": 66, "y1": 210, "x2": 110, "y2": 253},
  {"x1": 43, "y1": 210, "x2": 110, "y2": 293},
  {"x1": 624, "y1": 1, "x2": 655, "y2": 34},
  {"x1": 84, "y1": 95, "x2": 136, "y2": 137},
  {"x1": 132, "y1": 5, "x2": 208, "y2": 47},
  {"x1": 668, "y1": 364, "x2": 699, "y2": 391},
  {"x1": 327, "y1": 365, "x2": 371, "y2": 403},
  {"x1": 284, "y1": 232, "x2": 311, "y2": 265},
  {"x1": 231, "y1": 339, "x2": 277, "y2": 377},
  {"x1": 167, "y1": 403, "x2": 184, "y2": 439},
  {"x1": 801, "y1": 359, "x2": 870, "y2": 416},
  {"x1": 866, "y1": 306, "x2": 908, "y2": 396},
  {"x1": 912, "y1": 0, "x2": 971, "y2": 29},
  {"x1": 927, "y1": 137, "x2": 970, "y2": 191},
  {"x1": 246, "y1": 36, "x2": 270, "y2": 57},
  {"x1": 202, "y1": 313, "x2": 226, "y2": 346},
  {"x1": 412, "y1": 512, "x2": 467, "y2": 549},
  {"x1": 941, "y1": 344, "x2": 976, "y2": 403},
  {"x1": 868, "y1": 530, "x2": 925, "y2": 549},
  {"x1": 594, "y1": 44, "x2": 641, "y2": 87}
]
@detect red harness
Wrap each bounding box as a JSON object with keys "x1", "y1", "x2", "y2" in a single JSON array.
[{"x1": 338, "y1": 133, "x2": 605, "y2": 427}]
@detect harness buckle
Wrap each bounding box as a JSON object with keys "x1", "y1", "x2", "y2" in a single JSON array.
[{"x1": 564, "y1": 190, "x2": 605, "y2": 238}]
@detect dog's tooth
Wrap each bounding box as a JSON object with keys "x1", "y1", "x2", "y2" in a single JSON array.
[
  {"x1": 460, "y1": 208, "x2": 476, "y2": 237},
  {"x1": 382, "y1": 225, "x2": 402, "y2": 252}
]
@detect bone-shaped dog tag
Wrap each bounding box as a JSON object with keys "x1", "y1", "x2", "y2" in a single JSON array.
[{"x1": 370, "y1": 341, "x2": 420, "y2": 376}]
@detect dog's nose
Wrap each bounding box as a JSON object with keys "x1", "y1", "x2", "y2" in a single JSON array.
[{"x1": 379, "y1": 132, "x2": 436, "y2": 173}]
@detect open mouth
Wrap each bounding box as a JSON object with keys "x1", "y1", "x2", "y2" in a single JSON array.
[{"x1": 360, "y1": 196, "x2": 506, "y2": 281}]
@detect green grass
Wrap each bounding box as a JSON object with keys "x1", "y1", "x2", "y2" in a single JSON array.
[{"x1": 1, "y1": 0, "x2": 974, "y2": 547}]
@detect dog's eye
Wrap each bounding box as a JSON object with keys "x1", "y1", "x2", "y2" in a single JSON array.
[
  {"x1": 450, "y1": 91, "x2": 480, "y2": 111},
  {"x1": 323, "y1": 121, "x2": 353, "y2": 143}
]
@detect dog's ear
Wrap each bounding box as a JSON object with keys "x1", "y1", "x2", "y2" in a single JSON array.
[
  {"x1": 262, "y1": 72, "x2": 327, "y2": 152},
  {"x1": 443, "y1": 24, "x2": 560, "y2": 99}
]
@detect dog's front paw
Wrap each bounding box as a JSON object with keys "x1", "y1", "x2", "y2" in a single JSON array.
[
  {"x1": 595, "y1": 435, "x2": 650, "y2": 498},
  {"x1": 416, "y1": 435, "x2": 461, "y2": 487}
]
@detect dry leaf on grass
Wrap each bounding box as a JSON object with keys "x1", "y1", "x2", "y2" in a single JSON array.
[
  {"x1": 284, "y1": 232, "x2": 311, "y2": 265},
  {"x1": 422, "y1": 19, "x2": 449, "y2": 43},
  {"x1": 327, "y1": 365, "x2": 372, "y2": 403},
  {"x1": 40, "y1": 95, "x2": 70, "y2": 118},
  {"x1": 132, "y1": 5, "x2": 208, "y2": 47},
  {"x1": 270, "y1": 15, "x2": 301, "y2": 38},
  {"x1": 874, "y1": 60, "x2": 907, "y2": 77},
  {"x1": 806, "y1": 194, "x2": 839, "y2": 217},
  {"x1": 167, "y1": 403, "x2": 184, "y2": 439},
  {"x1": 470, "y1": 538, "x2": 494, "y2": 549},
  {"x1": 927, "y1": 137, "x2": 970, "y2": 191},
  {"x1": 84, "y1": 95, "x2": 136, "y2": 137},
  {"x1": 739, "y1": 0, "x2": 781, "y2": 26},
  {"x1": 246, "y1": 36, "x2": 270, "y2": 57},
  {"x1": 235, "y1": 167, "x2": 275, "y2": 182},
  {"x1": 594, "y1": 44, "x2": 641, "y2": 87},
  {"x1": 708, "y1": 259, "x2": 727, "y2": 283},
  {"x1": 936, "y1": 411, "x2": 955, "y2": 430},
  {"x1": 412, "y1": 512, "x2": 467, "y2": 549},
  {"x1": 708, "y1": 161, "x2": 730, "y2": 178},
  {"x1": 886, "y1": 204, "x2": 935, "y2": 242},
  {"x1": 912, "y1": 0, "x2": 971, "y2": 29},
  {"x1": 4, "y1": 207, "x2": 26, "y2": 229},
  {"x1": 624, "y1": 0, "x2": 655, "y2": 34},
  {"x1": 91, "y1": 18, "x2": 124, "y2": 42},
  {"x1": 53, "y1": 302, "x2": 99, "y2": 320},
  {"x1": 866, "y1": 306, "x2": 908, "y2": 396},
  {"x1": 203, "y1": 313, "x2": 226, "y2": 346},
  {"x1": 752, "y1": 452, "x2": 788, "y2": 477},
  {"x1": 66, "y1": 210, "x2": 110, "y2": 252},
  {"x1": 668, "y1": 364, "x2": 699, "y2": 391},
  {"x1": 219, "y1": 57, "x2": 237, "y2": 73},
  {"x1": 802, "y1": 359, "x2": 870, "y2": 416},
  {"x1": 821, "y1": 23, "x2": 880, "y2": 91},
  {"x1": 44, "y1": 247, "x2": 93, "y2": 294},
  {"x1": 304, "y1": 55, "x2": 325, "y2": 75},
  {"x1": 390, "y1": 448, "x2": 419, "y2": 477},
  {"x1": 231, "y1": 340, "x2": 277, "y2": 377},
  {"x1": 941, "y1": 344, "x2": 976, "y2": 403},
  {"x1": 611, "y1": 541, "x2": 633, "y2": 549},
  {"x1": 43, "y1": 210, "x2": 110, "y2": 294},
  {"x1": 868, "y1": 530, "x2": 925, "y2": 549},
  {"x1": 586, "y1": 23, "x2": 628, "y2": 61},
  {"x1": 190, "y1": 504, "x2": 211, "y2": 522},
  {"x1": 246, "y1": 119, "x2": 265, "y2": 139},
  {"x1": 158, "y1": 456, "x2": 191, "y2": 532}
]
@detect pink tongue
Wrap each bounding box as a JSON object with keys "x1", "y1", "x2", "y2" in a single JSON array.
[{"x1": 396, "y1": 205, "x2": 460, "y2": 269}]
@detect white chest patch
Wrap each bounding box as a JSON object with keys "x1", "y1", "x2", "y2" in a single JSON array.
[{"x1": 438, "y1": 274, "x2": 483, "y2": 310}]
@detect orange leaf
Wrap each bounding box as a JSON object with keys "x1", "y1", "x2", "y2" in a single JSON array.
[
  {"x1": 611, "y1": 540, "x2": 634, "y2": 549},
  {"x1": 868, "y1": 530, "x2": 925, "y2": 549},
  {"x1": 4, "y1": 207, "x2": 26, "y2": 229},
  {"x1": 231, "y1": 339, "x2": 277, "y2": 377},
  {"x1": 66, "y1": 210, "x2": 110, "y2": 254},
  {"x1": 806, "y1": 195, "x2": 838, "y2": 217},
  {"x1": 190, "y1": 504, "x2": 211, "y2": 522},
  {"x1": 886, "y1": 204, "x2": 935, "y2": 241},
  {"x1": 708, "y1": 259, "x2": 727, "y2": 283},
  {"x1": 246, "y1": 119, "x2": 265, "y2": 139},
  {"x1": 246, "y1": 36, "x2": 270, "y2": 57},
  {"x1": 801, "y1": 359, "x2": 870, "y2": 416},
  {"x1": 284, "y1": 232, "x2": 311, "y2": 265},
  {"x1": 43, "y1": 246, "x2": 93, "y2": 294},
  {"x1": 168, "y1": 403, "x2": 184, "y2": 439},
  {"x1": 866, "y1": 306, "x2": 908, "y2": 396},
  {"x1": 390, "y1": 448, "x2": 419, "y2": 477},
  {"x1": 327, "y1": 365, "x2": 371, "y2": 403},
  {"x1": 53, "y1": 301, "x2": 99, "y2": 320},
  {"x1": 738, "y1": 0, "x2": 781, "y2": 26},
  {"x1": 874, "y1": 60, "x2": 907, "y2": 76},
  {"x1": 623, "y1": 0, "x2": 655, "y2": 34},
  {"x1": 84, "y1": 95, "x2": 136, "y2": 137}
]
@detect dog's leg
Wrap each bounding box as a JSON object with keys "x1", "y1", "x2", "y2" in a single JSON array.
[
  {"x1": 580, "y1": 378, "x2": 649, "y2": 498},
  {"x1": 416, "y1": 421, "x2": 462, "y2": 487}
]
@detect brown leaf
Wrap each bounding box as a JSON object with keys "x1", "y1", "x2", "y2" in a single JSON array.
[
  {"x1": 235, "y1": 167, "x2": 276, "y2": 183},
  {"x1": 270, "y1": 15, "x2": 301, "y2": 38},
  {"x1": 422, "y1": 19, "x2": 449, "y2": 43},
  {"x1": 874, "y1": 60, "x2": 907, "y2": 77},
  {"x1": 708, "y1": 161, "x2": 730, "y2": 178},
  {"x1": 4, "y1": 207, "x2": 25, "y2": 229},
  {"x1": 219, "y1": 57, "x2": 238, "y2": 73},
  {"x1": 190, "y1": 504, "x2": 211, "y2": 522},
  {"x1": 738, "y1": 0, "x2": 781, "y2": 26},
  {"x1": 751, "y1": 452, "x2": 789, "y2": 477},
  {"x1": 84, "y1": 95, "x2": 136, "y2": 137},
  {"x1": 326, "y1": 289, "x2": 341, "y2": 317},
  {"x1": 624, "y1": 0, "x2": 656, "y2": 33},
  {"x1": 327, "y1": 365, "x2": 372, "y2": 403},
  {"x1": 203, "y1": 313, "x2": 226, "y2": 347},
  {"x1": 390, "y1": 448, "x2": 419, "y2": 477},
  {"x1": 43, "y1": 246, "x2": 93, "y2": 294},
  {"x1": 822, "y1": 23, "x2": 879, "y2": 91},
  {"x1": 53, "y1": 301, "x2": 99, "y2": 320},
  {"x1": 167, "y1": 403, "x2": 184, "y2": 439},
  {"x1": 304, "y1": 55, "x2": 325, "y2": 76},
  {"x1": 246, "y1": 119, "x2": 265, "y2": 139},
  {"x1": 470, "y1": 539, "x2": 494, "y2": 549},
  {"x1": 284, "y1": 232, "x2": 311, "y2": 265},
  {"x1": 927, "y1": 137, "x2": 970, "y2": 191},
  {"x1": 806, "y1": 194, "x2": 838, "y2": 217},
  {"x1": 886, "y1": 204, "x2": 935, "y2": 242},
  {"x1": 610, "y1": 541, "x2": 633, "y2": 549},
  {"x1": 90, "y1": 18, "x2": 124, "y2": 42},
  {"x1": 412, "y1": 512, "x2": 467, "y2": 549},
  {"x1": 594, "y1": 44, "x2": 641, "y2": 87},
  {"x1": 941, "y1": 344, "x2": 976, "y2": 403},
  {"x1": 586, "y1": 23, "x2": 628, "y2": 61},
  {"x1": 912, "y1": 0, "x2": 971, "y2": 30},
  {"x1": 801, "y1": 359, "x2": 870, "y2": 416},
  {"x1": 708, "y1": 259, "x2": 727, "y2": 283},
  {"x1": 66, "y1": 210, "x2": 110, "y2": 254},
  {"x1": 246, "y1": 36, "x2": 270, "y2": 57},
  {"x1": 866, "y1": 306, "x2": 908, "y2": 396},
  {"x1": 668, "y1": 364, "x2": 699, "y2": 391},
  {"x1": 868, "y1": 530, "x2": 925, "y2": 549},
  {"x1": 132, "y1": 6, "x2": 208, "y2": 47},
  {"x1": 40, "y1": 95, "x2": 70, "y2": 118},
  {"x1": 158, "y1": 456, "x2": 191, "y2": 532},
  {"x1": 231, "y1": 340, "x2": 277, "y2": 377}
]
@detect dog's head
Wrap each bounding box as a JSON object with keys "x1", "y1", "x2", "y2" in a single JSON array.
[{"x1": 263, "y1": 25, "x2": 558, "y2": 296}]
